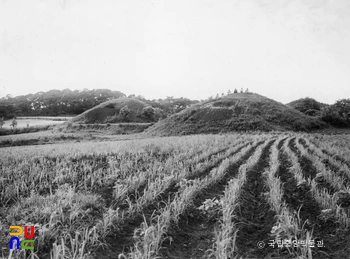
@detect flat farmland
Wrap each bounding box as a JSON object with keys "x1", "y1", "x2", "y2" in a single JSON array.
[{"x1": 1, "y1": 133, "x2": 350, "y2": 259}]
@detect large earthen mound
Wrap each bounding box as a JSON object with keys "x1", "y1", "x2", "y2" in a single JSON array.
[{"x1": 145, "y1": 93, "x2": 326, "y2": 136}]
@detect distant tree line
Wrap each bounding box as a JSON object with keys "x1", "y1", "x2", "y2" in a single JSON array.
[
  {"x1": 0, "y1": 89, "x2": 199, "y2": 120},
  {"x1": 0, "y1": 89, "x2": 126, "y2": 119}
]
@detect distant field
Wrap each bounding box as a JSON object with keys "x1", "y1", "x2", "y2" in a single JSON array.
[{"x1": 2, "y1": 118, "x2": 67, "y2": 129}]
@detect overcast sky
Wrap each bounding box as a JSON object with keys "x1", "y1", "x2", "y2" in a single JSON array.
[{"x1": 0, "y1": 0, "x2": 349, "y2": 104}]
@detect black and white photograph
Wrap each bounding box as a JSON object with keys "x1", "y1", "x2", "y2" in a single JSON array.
[{"x1": 1, "y1": 0, "x2": 350, "y2": 258}]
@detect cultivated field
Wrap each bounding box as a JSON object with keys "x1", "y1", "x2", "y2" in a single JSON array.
[{"x1": 1, "y1": 133, "x2": 350, "y2": 258}]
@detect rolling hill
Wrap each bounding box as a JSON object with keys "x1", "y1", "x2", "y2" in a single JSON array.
[{"x1": 145, "y1": 93, "x2": 327, "y2": 136}]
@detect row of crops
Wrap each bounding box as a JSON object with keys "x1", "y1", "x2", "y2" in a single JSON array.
[{"x1": 1, "y1": 133, "x2": 350, "y2": 258}]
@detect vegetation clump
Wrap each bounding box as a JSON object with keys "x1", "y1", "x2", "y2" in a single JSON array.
[{"x1": 287, "y1": 98, "x2": 350, "y2": 128}]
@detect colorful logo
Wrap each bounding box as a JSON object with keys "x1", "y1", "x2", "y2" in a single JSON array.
[{"x1": 9, "y1": 226, "x2": 35, "y2": 250}]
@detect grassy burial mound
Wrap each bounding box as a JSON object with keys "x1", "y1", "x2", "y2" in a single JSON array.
[
  {"x1": 71, "y1": 97, "x2": 158, "y2": 124},
  {"x1": 146, "y1": 93, "x2": 326, "y2": 136}
]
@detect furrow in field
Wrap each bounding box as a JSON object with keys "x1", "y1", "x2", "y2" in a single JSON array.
[
  {"x1": 282, "y1": 137, "x2": 350, "y2": 258},
  {"x1": 231, "y1": 139, "x2": 276, "y2": 258},
  {"x1": 260, "y1": 137, "x2": 314, "y2": 259},
  {"x1": 207, "y1": 136, "x2": 284, "y2": 259},
  {"x1": 93, "y1": 138, "x2": 262, "y2": 257},
  {"x1": 288, "y1": 137, "x2": 337, "y2": 194},
  {"x1": 118, "y1": 137, "x2": 270, "y2": 259},
  {"x1": 278, "y1": 138, "x2": 321, "y2": 226},
  {"x1": 308, "y1": 137, "x2": 350, "y2": 168},
  {"x1": 298, "y1": 137, "x2": 350, "y2": 187},
  {"x1": 114, "y1": 139, "x2": 252, "y2": 213},
  {"x1": 279, "y1": 138, "x2": 329, "y2": 258},
  {"x1": 89, "y1": 138, "x2": 237, "y2": 209},
  {"x1": 115, "y1": 139, "x2": 251, "y2": 208},
  {"x1": 158, "y1": 139, "x2": 265, "y2": 259},
  {"x1": 95, "y1": 143, "x2": 217, "y2": 208},
  {"x1": 294, "y1": 136, "x2": 348, "y2": 193},
  {"x1": 1, "y1": 134, "x2": 267, "y2": 259},
  {"x1": 186, "y1": 140, "x2": 254, "y2": 181}
]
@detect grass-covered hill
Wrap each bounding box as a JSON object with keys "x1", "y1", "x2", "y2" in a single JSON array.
[
  {"x1": 71, "y1": 97, "x2": 158, "y2": 124},
  {"x1": 145, "y1": 93, "x2": 327, "y2": 136}
]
